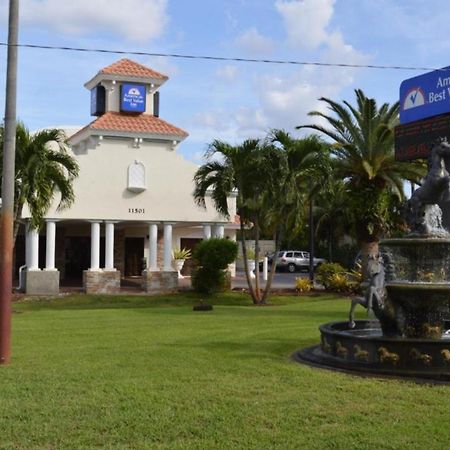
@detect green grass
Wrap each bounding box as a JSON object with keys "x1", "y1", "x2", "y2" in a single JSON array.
[{"x1": 1, "y1": 292, "x2": 449, "y2": 449}]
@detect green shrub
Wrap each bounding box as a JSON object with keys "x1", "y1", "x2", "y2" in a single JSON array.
[
  {"x1": 327, "y1": 273, "x2": 350, "y2": 292},
  {"x1": 295, "y1": 277, "x2": 313, "y2": 293},
  {"x1": 316, "y1": 262, "x2": 346, "y2": 290},
  {"x1": 316, "y1": 262, "x2": 362, "y2": 293},
  {"x1": 191, "y1": 238, "x2": 238, "y2": 295}
]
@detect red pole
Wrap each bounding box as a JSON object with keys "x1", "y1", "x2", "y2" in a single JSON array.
[{"x1": 0, "y1": 0, "x2": 19, "y2": 365}]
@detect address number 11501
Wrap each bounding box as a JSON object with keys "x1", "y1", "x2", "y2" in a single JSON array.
[{"x1": 128, "y1": 208, "x2": 145, "y2": 214}]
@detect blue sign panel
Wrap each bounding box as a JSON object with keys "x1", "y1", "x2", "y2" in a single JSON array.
[
  {"x1": 400, "y1": 66, "x2": 450, "y2": 124},
  {"x1": 120, "y1": 83, "x2": 146, "y2": 113}
]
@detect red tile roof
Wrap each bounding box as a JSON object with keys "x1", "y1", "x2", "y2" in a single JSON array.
[
  {"x1": 100, "y1": 59, "x2": 168, "y2": 80},
  {"x1": 70, "y1": 112, "x2": 188, "y2": 141}
]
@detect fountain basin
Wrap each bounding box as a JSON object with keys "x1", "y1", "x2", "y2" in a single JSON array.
[
  {"x1": 295, "y1": 320, "x2": 450, "y2": 381},
  {"x1": 386, "y1": 283, "x2": 450, "y2": 338},
  {"x1": 381, "y1": 238, "x2": 450, "y2": 283}
]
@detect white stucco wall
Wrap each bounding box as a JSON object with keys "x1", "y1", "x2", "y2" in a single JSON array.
[{"x1": 22, "y1": 133, "x2": 236, "y2": 224}]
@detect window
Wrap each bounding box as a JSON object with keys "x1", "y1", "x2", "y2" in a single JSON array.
[{"x1": 127, "y1": 161, "x2": 146, "y2": 193}]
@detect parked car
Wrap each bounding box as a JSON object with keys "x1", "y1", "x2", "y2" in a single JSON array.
[{"x1": 259, "y1": 250, "x2": 326, "y2": 273}]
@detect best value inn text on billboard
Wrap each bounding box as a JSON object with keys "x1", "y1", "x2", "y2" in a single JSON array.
[{"x1": 395, "y1": 66, "x2": 450, "y2": 161}]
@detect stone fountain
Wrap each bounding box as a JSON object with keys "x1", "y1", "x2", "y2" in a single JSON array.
[{"x1": 295, "y1": 140, "x2": 450, "y2": 381}]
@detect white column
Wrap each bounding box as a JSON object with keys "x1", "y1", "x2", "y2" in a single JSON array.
[
  {"x1": 203, "y1": 224, "x2": 212, "y2": 239},
  {"x1": 90, "y1": 221, "x2": 101, "y2": 271},
  {"x1": 45, "y1": 220, "x2": 57, "y2": 270},
  {"x1": 214, "y1": 224, "x2": 225, "y2": 238},
  {"x1": 163, "y1": 222, "x2": 174, "y2": 271},
  {"x1": 148, "y1": 222, "x2": 159, "y2": 271},
  {"x1": 25, "y1": 226, "x2": 31, "y2": 268},
  {"x1": 104, "y1": 221, "x2": 116, "y2": 271},
  {"x1": 27, "y1": 226, "x2": 40, "y2": 271}
]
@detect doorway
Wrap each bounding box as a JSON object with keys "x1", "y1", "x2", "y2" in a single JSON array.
[{"x1": 125, "y1": 237, "x2": 145, "y2": 276}]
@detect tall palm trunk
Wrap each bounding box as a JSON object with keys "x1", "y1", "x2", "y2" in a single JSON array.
[
  {"x1": 360, "y1": 240, "x2": 380, "y2": 281},
  {"x1": 261, "y1": 225, "x2": 283, "y2": 303},
  {"x1": 12, "y1": 200, "x2": 23, "y2": 248},
  {"x1": 253, "y1": 216, "x2": 263, "y2": 304},
  {"x1": 239, "y1": 220, "x2": 259, "y2": 304}
]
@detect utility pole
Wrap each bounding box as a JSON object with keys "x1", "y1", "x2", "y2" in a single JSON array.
[{"x1": 0, "y1": 0, "x2": 19, "y2": 365}]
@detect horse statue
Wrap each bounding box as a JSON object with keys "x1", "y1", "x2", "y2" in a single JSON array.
[
  {"x1": 348, "y1": 254, "x2": 385, "y2": 329},
  {"x1": 407, "y1": 138, "x2": 450, "y2": 235},
  {"x1": 348, "y1": 253, "x2": 404, "y2": 336}
]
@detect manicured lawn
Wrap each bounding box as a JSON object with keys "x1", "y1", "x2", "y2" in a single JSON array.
[{"x1": 1, "y1": 292, "x2": 449, "y2": 449}]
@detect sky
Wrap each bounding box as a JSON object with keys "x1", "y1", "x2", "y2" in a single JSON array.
[{"x1": 0, "y1": 0, "x2": 450, "y2": 163}]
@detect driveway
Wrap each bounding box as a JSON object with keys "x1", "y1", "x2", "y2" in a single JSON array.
[{"x1": 232, "y1": 269, "x2": 311, "y2": 290}]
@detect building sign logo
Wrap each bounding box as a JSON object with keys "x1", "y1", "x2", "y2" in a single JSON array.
[
  {"x1": 402, "y1": 87, "x2": 425, "y2": 110},
  {"x1": 400, "y1": 67, "x2": 450, "y2": 124},
  {"x1": 120, "y1": 83, "x2": 146, "y2": 113}
]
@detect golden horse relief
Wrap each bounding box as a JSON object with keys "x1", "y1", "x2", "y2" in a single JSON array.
[
  {"x1": 378, "y1": 347, "x2": 400, "y2": 366},
  {"x1": 409, "y1": 348, "x2": 433, "y2": 366},
  {"x1": 335, "y1": 341, "x2": 348, "y2": 359},
  {"x1": 353, "y1": 345, "x2": 369, "y2": 362}
]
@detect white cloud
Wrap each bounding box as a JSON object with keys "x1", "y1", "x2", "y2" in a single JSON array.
[
  {"x1": 275, "y1": 0, "x2": 335, "y2": 50},
  {"x1": 146, "y1": 56, "x2": 179, "y2": 78},
  {"x1": 21, "y1": 0, "x2": 169, "y2": 41},
  {"x1": 216, "y1": 65, "x2": 239, "y2": 81},
  {"x1": 235, "y1": 27, "x2": 275, "y2": 54}
]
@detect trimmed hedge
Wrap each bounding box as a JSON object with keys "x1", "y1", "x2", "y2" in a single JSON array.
[{"x1": 191, "y1": 238, "x2": 238, "y2": 295}]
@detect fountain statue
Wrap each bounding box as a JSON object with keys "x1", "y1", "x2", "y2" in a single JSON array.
[{"x1": 295, "y1": 139, "x2": 450, "y2": 381}]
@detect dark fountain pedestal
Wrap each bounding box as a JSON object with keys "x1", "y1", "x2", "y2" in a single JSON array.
[{"x1": 295, "y1": 237, "x2": 450, "y2": 382}]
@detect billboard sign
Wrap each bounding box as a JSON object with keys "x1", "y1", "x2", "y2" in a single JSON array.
[
  {"x1": 400, "y1": 66, "x2": 450, "y2": 124},
  {"x1": 120, "y1": 83, "x2": 146, "y2": 113},
  {"x1": 395, "y1": 113, "x2": 450, "y2": 160}
]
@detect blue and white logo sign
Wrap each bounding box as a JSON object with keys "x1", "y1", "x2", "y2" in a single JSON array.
[
  {"x1": 120, "y1": 83, "x2": 146, "y2": 113},
  {"x1": 400, "y1": 66, "x2": 450, "y2": 124}
]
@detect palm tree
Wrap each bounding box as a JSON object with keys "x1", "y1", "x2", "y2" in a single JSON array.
[
  {"x1": 194, "y1": 133, "x2": 329, "y2": 303},
  {"x1": 262, "y1": 131, "x2": 330, "y2": 300},
  {"x1": 313, "y1": 178, "x2": 351, "y2": 262},
  {"x1": 193, "y1": 138, "x2": 266, "y2": 303},
  {"x1": 297, "y1": 89, "x2": 425, "y2": 276},
  {"x1": 0, "y1": 122, "x2": 79, "y2": 245}
]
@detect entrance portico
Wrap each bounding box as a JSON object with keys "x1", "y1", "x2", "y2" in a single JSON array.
[{"x1": 21, "y1": 218, "x2": 235, "y2": 294}]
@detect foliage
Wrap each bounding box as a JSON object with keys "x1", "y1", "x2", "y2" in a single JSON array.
[
  {"x1": 316, "y1": 262, "x2": 346, "y2": 289},
  {"x1": 246, "y1": 248, "x2": 256, "y2": 260},
  {"x1": 0, "y1": 122, "x2": 79, "y2": 244},
  {"x1": 330, "y1": 243, "x2": 360, "y2": 270},
  {"x1": 316, "y1": 262, "x2": 361, "y2": 293},
  {"x1": 193, "y1": 132, "x2": 330, "y2": 304},
  {"x1": 298, "y1": 89, "x2": 425, "y2": 277},
  {"x1": 172, "y1": 247, "x2": 192, "y2": 260},
  {"x1": 191, "y1": 238, "x2": 238, "y2": 295},
  {"x1": 313, "y1": 178, "x2": 352, "y2": 262},
  {"x1": 295, "y1": 277, "x2": 313, "y2": 293},
  {"x1": 326, "y1": 273, "x2": 352, "y2": 293}
]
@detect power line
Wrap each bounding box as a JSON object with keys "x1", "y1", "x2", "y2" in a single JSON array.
[{"x1": 0, "y1": 42, "x2": 448, "y2": 72}]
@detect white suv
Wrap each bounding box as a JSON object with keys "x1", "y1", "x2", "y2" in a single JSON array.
[{"x1": 275, "y1": 250, "x2": 326, "y2": 273}]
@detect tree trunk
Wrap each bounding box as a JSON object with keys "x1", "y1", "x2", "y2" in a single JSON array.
[
  {"x1": 253, "y1": 216, "x2": 262, "y2": 304},
  {"x1": 12, "y1": 200, "x2": 23, "y2": 249},
  {"x1": 239, "y1": 220, "x2": 259, "y2": 304},
  {"x1": 360, "y1": 240, "x2": 380, "y2": 281},
  {"x1": 261, "y1": 225, "x2": 284, "y2": 303}
]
